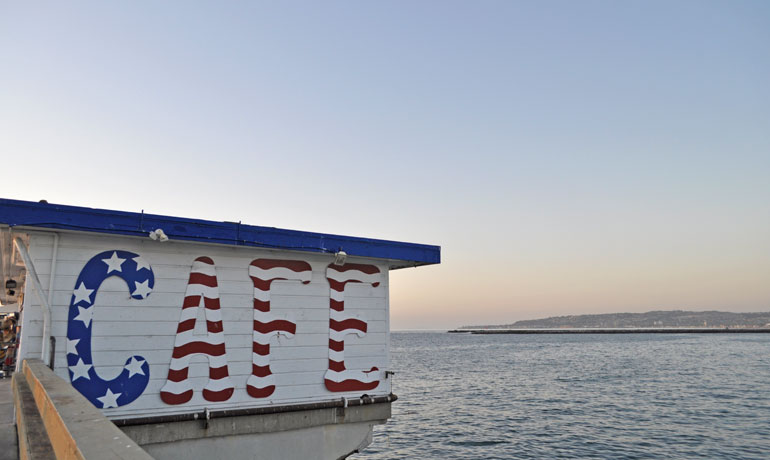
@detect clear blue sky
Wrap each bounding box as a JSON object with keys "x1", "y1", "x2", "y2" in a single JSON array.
[{"x1": 1, "y1": 1, "x2": 768, "y2": 329}]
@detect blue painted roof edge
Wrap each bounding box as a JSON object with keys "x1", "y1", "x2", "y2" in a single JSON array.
[{"x1": 0, "y1": 199, "x2": 440, "y2": 266}]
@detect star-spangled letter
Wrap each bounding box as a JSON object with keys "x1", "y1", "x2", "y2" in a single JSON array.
[
  {"x1": 72, "y1": 282, "x2": 94, "y2": 305},
  {"x1": 97, "y1": 388, "x2": 121, "y2": 408},
  {"x1": 69, "y1": 358, "x2": 92, "y2": 381},
  {"x1": 66, "y1": 249, "x2": 155, "y2": 410},
  {"x1": 74, "y1": 306, "x2": 94, "y2": 328},
  {"x1": 102, "y1": 251, "x2": 125, "y2": 273}
]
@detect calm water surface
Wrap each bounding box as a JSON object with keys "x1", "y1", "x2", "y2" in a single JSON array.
[{"x1": 356, "y1": 332, "x2": 770, "y2": 459}]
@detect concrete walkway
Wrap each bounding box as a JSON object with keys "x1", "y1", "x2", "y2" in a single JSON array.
[{"x1": 0, "y1": 377, "x2": 18, "y2": 460}]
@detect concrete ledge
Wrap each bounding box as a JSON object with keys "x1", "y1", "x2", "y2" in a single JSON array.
[
  {"x1": 12, "y1": 374, "x2": 54, "y2": 460},
  {"x1": 121, "y1": 401, "x2": 391, "y2": 446},
  {"x1": 21, "y1": 359, "x2": 153, "y2": 460}
]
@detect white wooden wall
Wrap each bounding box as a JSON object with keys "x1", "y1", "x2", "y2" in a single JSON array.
[{"x1": 18, "y1": 230, "x2": 391, "y2": 419}]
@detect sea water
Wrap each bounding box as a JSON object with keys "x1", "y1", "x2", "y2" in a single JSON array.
[{"x1": 357, "y1": 332, "x2": 770, "y2": 459}]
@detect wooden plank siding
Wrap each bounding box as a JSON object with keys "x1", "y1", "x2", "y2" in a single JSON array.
[{"x1": 18, "y1": 231, "x2": 392, "y2": 419}]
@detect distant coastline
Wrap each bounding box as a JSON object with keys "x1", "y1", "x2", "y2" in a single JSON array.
[
  {"x1": 449, "y1": 328, "x2": 770, "y2": 334},
  {"x1": 458, "y1": 310, "x2": 770, "y2": 330}
]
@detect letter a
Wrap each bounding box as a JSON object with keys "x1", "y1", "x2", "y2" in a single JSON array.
[{"x1": 161, "y1": 257, "x2": 234, "y2": 405}]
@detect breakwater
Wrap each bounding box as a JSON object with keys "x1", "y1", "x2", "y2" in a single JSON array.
[{"x1": 448, "y1": 328, "x2": 770, "y2": 334}]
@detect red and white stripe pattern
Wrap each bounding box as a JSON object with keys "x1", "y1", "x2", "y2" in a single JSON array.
[
  {"x1": 324, "y1": 263, "x2": 381, "y2": 392},
  {"x1": 247, "y1": 259, "x2": 311, "y2": 398},
  {"x1": 160, "y1": 257, "x2": 234, "y2": 405}
]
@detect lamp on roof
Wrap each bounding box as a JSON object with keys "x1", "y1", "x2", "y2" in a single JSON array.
[
  {"x1": 334, "y1": 250, "x2": 347, "y2": 266},
  {"x1": 149, "y1": 228, "x2": 169, "y2": 242}
]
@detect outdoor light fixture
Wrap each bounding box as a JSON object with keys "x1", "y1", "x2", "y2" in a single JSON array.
[
  {"x1": 149, "y1": 228, "x2": 169, "y2": 242},
  {"x1": 334, "y1": 250, "x2": 347, "y2": 266}
]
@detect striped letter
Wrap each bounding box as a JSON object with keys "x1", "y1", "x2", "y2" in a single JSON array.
[
  {"x1": 325, "y1": 263, "x2": 381, "y2": 392},
  {"x1": 247, "y1": 259, "x2": 312, "y2": 398},
  {"x1": 160, "y1": 257, "x2": 234, "y2": 405}
]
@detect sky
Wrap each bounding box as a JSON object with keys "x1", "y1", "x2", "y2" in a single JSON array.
[{"x1": 1, "y1": 1, "x2": 768, "y2": 329}]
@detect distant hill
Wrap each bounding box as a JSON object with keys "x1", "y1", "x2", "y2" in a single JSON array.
[{"x1": 461, "y1": 310, "x2": 770, "y2": 329}]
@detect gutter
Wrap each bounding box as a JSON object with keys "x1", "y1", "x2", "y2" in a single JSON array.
[
  {"x1": 46, "y1": 232, "x2": 59, "y2": 368},
  {"x1": 13, "y1": 237, "x2": 52, "y2": 364}
]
